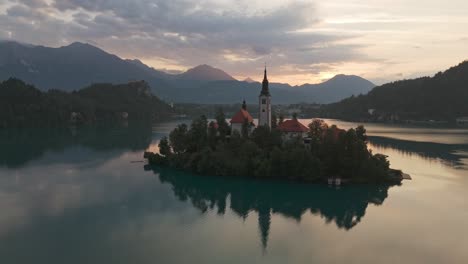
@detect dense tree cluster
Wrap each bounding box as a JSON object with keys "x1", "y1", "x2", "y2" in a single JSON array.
[
  {"x1": 322, "y1": 61, "x2": 468, "y2": 122},
  {"x1": 146, "y1": 115, "x2": 396, "y2": 183},
  {"x1": 0, "y1": 78, "x2": 173, "y2": 128}
]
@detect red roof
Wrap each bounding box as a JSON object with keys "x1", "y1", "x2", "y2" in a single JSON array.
[
  {"x1": 230, "y1": 109, "x2": 254, "y2": 124},
  {"x1": 278, "y1": 119, "x2": 309, "y2": 133}
]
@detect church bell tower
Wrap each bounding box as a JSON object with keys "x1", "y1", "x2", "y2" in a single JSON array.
[{"x1": 258, "y1": 66, "x2": 271, "y2": 128}]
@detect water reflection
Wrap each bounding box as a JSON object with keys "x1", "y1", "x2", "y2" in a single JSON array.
[
  {"x1": 369, "y1": 136, "x2": 468, "y2": 168},
  {"x1": 2, "y1": 121, "x2": 468, "y2": 263},
  {"x1": 0, "y1": 124, "x2": 153, "y2": 168},
  {"x1": 147, "y1": 167, "x2": 398, "y2": 250}
]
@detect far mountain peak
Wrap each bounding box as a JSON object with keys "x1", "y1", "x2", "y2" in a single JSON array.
[
  {"x1": 324, "y1": 74, "x2": 375, "y2": 86},
  {"x1": 244, "y1": 77, "x2": 257, "y2": 83},
  {"x1": 177, "y1": 64, "x2": 236, "y2": 81}
]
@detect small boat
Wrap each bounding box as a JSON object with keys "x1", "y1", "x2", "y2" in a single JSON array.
[
  {"x1": 401, "y1": 173, "x2": 412, "y2": 180},
  {"x1": 335, "y1": 178, "x2": 342, "y2": 186}
]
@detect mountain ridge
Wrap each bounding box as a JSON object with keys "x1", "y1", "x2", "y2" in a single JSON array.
[{"x1": 0, "y1": 41, "x2": 376, "y2": 104}]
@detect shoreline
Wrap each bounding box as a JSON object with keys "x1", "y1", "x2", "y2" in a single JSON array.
[{"x1": 144, "y1": 152, "x2": 407, "y2": 185}]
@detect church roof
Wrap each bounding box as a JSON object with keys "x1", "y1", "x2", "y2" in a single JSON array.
[
  {"x1": 230, "y1": 109, "x2": 254, "y2": 124},
  {"x1": 278, "y1": 119, "x2": 308, "y2": 133}
]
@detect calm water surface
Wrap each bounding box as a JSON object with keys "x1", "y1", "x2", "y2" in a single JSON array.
[{"x1": 0, "y1": 120, "x2": 468, "y2": 264}]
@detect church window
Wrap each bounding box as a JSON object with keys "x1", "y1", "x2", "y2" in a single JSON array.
[
  {"x1": 262, "y1": 99, "x2": 266, "y2": 104},
  {"x1": 262, "y1": 109, "x2": 265, "y2": 112}
]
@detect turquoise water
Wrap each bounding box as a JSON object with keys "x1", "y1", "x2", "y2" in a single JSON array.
[{"x1": 0, "y1": 120, "x2": 467, "y2": 263}]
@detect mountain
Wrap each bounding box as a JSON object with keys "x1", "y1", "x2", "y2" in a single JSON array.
[
  {"x1": 244, "y1": 77, "x2": 257, "y2": 83},
  {"x1": 293, "y1": 75, "x2": 375, "y2": 103},
  {"x1": 0, "y1": 41, "x2": 173, "y2": 96},
  {"x1": 324, "y1": 61, "x2": 468, "y2": 121},
  {"x1": 125, "y1": 59, "x2": 172, "y2": 79},
  {"x1": 0, "y1": 41, "x2": 375, "y2": 104},
  {"x1": 176, "y1": 64, "x2": 236, "y2": 81},
  {"x1": 174, "y1": 75, "x2": 375, "y2": 104}
]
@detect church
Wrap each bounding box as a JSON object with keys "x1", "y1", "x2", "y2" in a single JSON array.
[
  {"x1": 230, "y1": 66, "x2": 272, "y2": 133},
  {"x1": 230, "y1": 66, "x2": 309, "y2": 140}
]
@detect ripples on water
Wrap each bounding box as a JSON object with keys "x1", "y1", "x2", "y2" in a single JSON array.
[{"x1": 0, "y1": 120, "x2": 467, "y2": 263}]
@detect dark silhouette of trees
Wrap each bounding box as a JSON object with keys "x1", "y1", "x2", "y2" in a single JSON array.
[
  {"x1": 323, "y1": 61, "x2": 468, "y2": 121},
  {"x1": 215, "y1": 108, "x2": 230, "y2": 139},
  {"x1": 146, "y1": 113, "x2": 397, "y2": 183},
  {"x1": 0, "y1": 78, "x2": 173, "y2": 128}
]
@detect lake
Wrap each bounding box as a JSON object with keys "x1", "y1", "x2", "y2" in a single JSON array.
[{"x1": 0, "y1": 120, "x2": 467, "y2": 264}]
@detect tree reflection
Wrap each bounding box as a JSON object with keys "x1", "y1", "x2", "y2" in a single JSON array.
[
  {"x1": 0, "y1": 123, "x2": 153, "y2": 168},
  {"x1": 369, "y1": 136, "x2": 468, "y2": 167},
  {"x1": 147, "y1": 166, "x2": 398, "y2": 250}
]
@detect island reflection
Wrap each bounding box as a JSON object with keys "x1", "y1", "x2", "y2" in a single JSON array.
[
  {"x1": 146, "y1": 166, "x2": 398, "y2": 250},
  {"x1": 369, "y1": 136, "x2": 468, "y2": 168}
]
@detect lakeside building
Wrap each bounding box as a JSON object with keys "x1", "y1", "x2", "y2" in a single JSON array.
[
  {"x1": 229, "y1": 66, "x2": 310, "y2": 140},
  {"x1": 277, "y1": 116, "x2": 309, "y2": 140},
  {"x1": 230, "y1": 66, "x2": 272, "y2": 134},
  {"x1": 230, "y1": 100, "x2": 255, "y2": 134}
]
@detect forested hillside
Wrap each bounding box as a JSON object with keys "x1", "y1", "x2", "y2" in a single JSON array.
[
  {"x1": 324, "y1": 61, "x2": 468, "y2": 121},
  {"x1": 0, "y1": 78, "x2": 173, "y2": 127}
]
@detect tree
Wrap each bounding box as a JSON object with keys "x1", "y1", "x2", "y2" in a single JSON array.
[
  {"x1": 251, "y1": 125, "x2": 271, "y2": 149},
  {"x1": 208, "y1": 121, "x2": 218, "y2": 148},
  {"x1": 308, "y1": 119, "x2": 328, "y2": 139},
  {"x1": 356, "y1": 125, "x2": 367, "y2": 142},
  {"x1": 169, "y1": 124, "x2": 188, "y2": 154},
  {"x1": 215, "y1": 108, "x2": 230, "y2": 138},
  {"x1": 146, "y1": 116, "x2": 398, "y2": 184},
  {"x1": 158, "y1": 137, "x2": 171, "y2": 156},
  {"x1": 271, "y1": 113, "x2": 278, "y2": 129},
  {"x1": 278, "y1": 114, "x2": 284, "y2": 124},
  {"x1": 292, "y1": 112, "x2": 298, "y2": 120},
  {"x1": 188, "y1": 115, "x2": 208, "y2": 151}
]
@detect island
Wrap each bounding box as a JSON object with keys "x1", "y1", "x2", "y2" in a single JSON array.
[
  {"x1": 144, "y1": 114, "x2": 404, "y2": 183},
  {"x1": 145, "y1": 67, "x2": 405, "y2": 184},
  {"x1": 144, "y1": 111, "x2": 403, "y2": 183}
]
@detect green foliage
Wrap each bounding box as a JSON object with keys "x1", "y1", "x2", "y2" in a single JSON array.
[
  {"x1": 208, "y1": 121, "x2": 218, "y2": 148},
  {"x1": 169, "y1": 124, "x2": 188, "y2": 154},
  {"x1": 158, "y1": 137, "x2": 171, "y2": 156},
  {"x1": 0, "y1": 78, "x2": 173, "y2": 128},
  {"x1": 278, "y1": 114, "x2": 284, "y2": 124},
  {"x1": 308, "y1": 119, "x2": 328, "y2": 138},
  {"x1": 324, "y1": 61, "x2": 468, "y2": 121},
  {"x1": 356, "y1": 125, "x2": 367, "y2": 142},
  {"x1": 271, "y1": 113, "x2": 278, "y2": 129},
  {"x1": 188, "y1": 115, "x2": 208, "y2": 152},
  {"x1": 215, "y1": 108, "x2": 230, "y2": 138},
  {"x1": 251, "y1": 125, "x2": 282, "y2": 151},
  {"x1": 147, "y1": 111, "x2": 396, "y2": 183}
]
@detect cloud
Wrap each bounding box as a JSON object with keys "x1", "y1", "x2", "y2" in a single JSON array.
[{"x1": 0, "y1": 0, "x2": 369, "y2": 82}]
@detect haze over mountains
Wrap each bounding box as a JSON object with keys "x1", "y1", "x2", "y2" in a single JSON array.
[{"x1": 0, "y1": 41, "x2": 375, "y2": 104}]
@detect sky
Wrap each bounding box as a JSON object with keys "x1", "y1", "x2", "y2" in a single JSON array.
[{"x1": 1, "y1": 0, "x2": 468, "y2": 85}]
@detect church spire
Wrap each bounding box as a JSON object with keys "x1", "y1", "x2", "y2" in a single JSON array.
[
  {"x1": 258, "y1": 64, "x2": 272, "y2": 128},
  {"x1": 260, "y1": 64, "x2": 270, "y2": 96}
]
